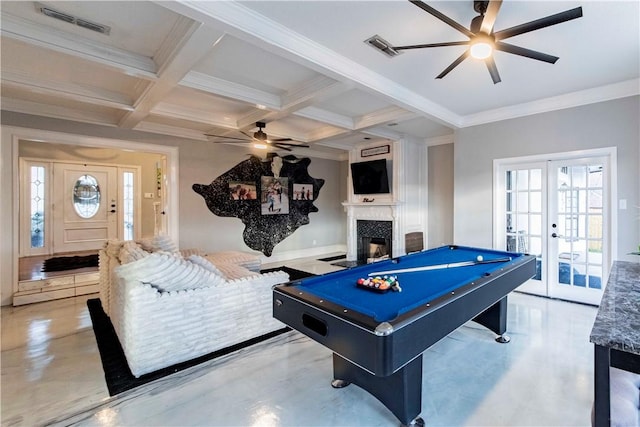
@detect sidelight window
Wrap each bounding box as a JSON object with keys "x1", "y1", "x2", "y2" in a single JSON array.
[{"x1": 30, "y1": 166, "x2": 46, "y2": 248}]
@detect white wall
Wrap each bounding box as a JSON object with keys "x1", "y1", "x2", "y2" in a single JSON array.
[
  {"x1": 428, "y1": 143, "x2": 454, "y2": 248},
  {"x1": 454, "y1": 96, "x2": 639, "y2": 262},
  {"x1": 400, "y1": 138, "x2": 429, "y2": 248}
]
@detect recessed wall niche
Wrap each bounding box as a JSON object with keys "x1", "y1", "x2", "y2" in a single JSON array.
[{"x1": 193, "y1": 154, "x2": 324, "y2": 256}]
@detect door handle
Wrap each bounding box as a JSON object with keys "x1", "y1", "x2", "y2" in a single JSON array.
[
  {"x1": 110, "y1": 209, "x2": 116, "y2": 213},
  {"x1": 551, "y1": 233, "x2": 563, "y2": 238}
]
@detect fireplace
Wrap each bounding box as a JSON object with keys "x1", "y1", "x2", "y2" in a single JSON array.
[{"x1": 357, "y1": 220, "x2": 392, "y2": 263}]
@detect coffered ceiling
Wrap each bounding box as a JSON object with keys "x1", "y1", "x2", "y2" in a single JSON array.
[{"x1": 1, "y1": 1, "x2": 638, "y2": 158}]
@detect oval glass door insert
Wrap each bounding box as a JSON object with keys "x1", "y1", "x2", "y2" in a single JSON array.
[{"x1": 73, "y1": 174, "x2": 101, "y2": 218}]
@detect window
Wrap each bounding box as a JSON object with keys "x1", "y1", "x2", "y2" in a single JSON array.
[
  {"x1": 30, "y1": 166, "x2": 46, "y2": 248},
  {"x1": 123, "y1": 171, "x2": 134, "y2": 240}
]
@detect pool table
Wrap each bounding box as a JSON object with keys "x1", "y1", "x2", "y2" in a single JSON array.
[{"x1": 272, "y1": 245, "x2": 536, "y2": 426}]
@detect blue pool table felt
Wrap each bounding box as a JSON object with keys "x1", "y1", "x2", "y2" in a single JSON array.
[{"x1": 296, "y1": 246, "x2": 524, "y2": 322}]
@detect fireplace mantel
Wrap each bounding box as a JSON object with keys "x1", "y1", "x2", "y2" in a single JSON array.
[
  {"x1": 341, "y1": 201, "x2": 400, "y2": 207},
  {"x1": 342, "y1": 201, "x2": 401, "y2": 260}
]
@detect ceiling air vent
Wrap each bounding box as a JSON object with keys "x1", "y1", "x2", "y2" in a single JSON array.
[
  {"x1": 35, "y1": 3, "x2": 111, "y2": 35},
  {"x1": 364, "y1": 35, "x2": 401, "y2": 58}
]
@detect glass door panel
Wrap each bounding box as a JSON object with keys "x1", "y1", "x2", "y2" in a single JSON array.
[
  {"x1": 503, "y1": 164, "x2": 547, "y2": 296},
  {"x1": 548, "y1": 160, "x2": 607, "y2": 305}
]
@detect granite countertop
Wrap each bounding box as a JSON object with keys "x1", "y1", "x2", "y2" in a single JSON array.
[{"x1": 589, "y1": 261, "x2": 640, "y2": 355}]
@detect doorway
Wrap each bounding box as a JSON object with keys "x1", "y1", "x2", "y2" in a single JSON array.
[
  {"x1": 494, "y1": 149, "x2": 615, "y2": 305},
  {"x1": 52, "y1": 163, "x2": 118, "y2": 253},
  {"x1": 20, "y1": 159, "x2": 141, "y2": 257}
]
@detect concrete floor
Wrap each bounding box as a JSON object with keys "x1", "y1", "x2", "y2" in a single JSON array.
[{"x1": 1, "y1": 258, "x2": 598, "y2": 427}]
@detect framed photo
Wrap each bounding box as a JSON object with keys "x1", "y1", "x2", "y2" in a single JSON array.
[
  {"x1": 229, "y1": 181, "x2": 256, "y2": 200},
  {"x1": 361, "y1": 144, "x2": 390, "y2": 158},
  {"x1": 261, "y1": 176, "x2": 289, "y2": 215},
  {"x1": 293, "y1": 183, "x2": 313, "y2": 201}
]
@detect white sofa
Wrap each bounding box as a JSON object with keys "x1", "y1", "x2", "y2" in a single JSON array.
[{"x1": 98, "y1": 237, "x2": 290, "y2": 377}]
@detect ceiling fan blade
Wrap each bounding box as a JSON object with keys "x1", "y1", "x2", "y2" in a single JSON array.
[
  {"x1": 395, "y1": 41, "x2": 469, "y2": 51},
  {"x1": 480, "y1": 0, "x2": 503, "y2": 34},
  {"x1": 485, "y1": 56, "x2": 501, "y2": 84},
  {"x1": 495, "y1": 41, "x2": 559, "y2": 64},
  {"x1": 494, "y1": 7, "x2": 583, "y2": 41},
  {"x1": 270, "y1": 141, "x2": 310, "y2": 148},
  {"x1": 409, "y1": 0, "x2": 475, "y2": 38},
  {"x1": 270, "y1": 138, "x2": 294, "y2": 142},
  {"x1": 436, "y1": 49, "x2": 470, "y2": 79},
  {"x1": 204, "y1": 134, "x2": 249, "y2": 142},
  {"x1": 272, "y1": 144, "x2": 293, "y2": 152},
  {"x1": 211, "y1": 140, "x2": 251, "y2": 144}
]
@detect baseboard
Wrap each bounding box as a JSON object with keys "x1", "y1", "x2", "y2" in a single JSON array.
[{"x1": 260, "y1": 244, "x2": 347, "y2": 265}]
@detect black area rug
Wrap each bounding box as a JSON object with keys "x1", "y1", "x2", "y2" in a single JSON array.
[
  {"x1": 317, "y1": 254, "x2": 347, "y2": 262},
  {"x1": 87, "y1": 298, "x2": 291, "y2": 396},
  {"x1": 260, "y1": 266, "x2": 317, "y2": 281},
  {"x1": 42, "y1": 254, "x2": 98, "y2": 272}
]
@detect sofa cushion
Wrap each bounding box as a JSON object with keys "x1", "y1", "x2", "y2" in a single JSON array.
[
  {"x1": 116, "y1": 253, "x2": 227, "y2": 293},
  {"x1": 610, "y1": 367, "x2": 640, "y2": 427},
  {"x1": 136, "y1": 234, "x2": 179, "y2": 254},
  {"x1": 119, "y1": 241, "x2": 150, "y2": 264},
  {"x1": 186, "y1": 255, "x2": 226, "y2": 276},
  {"x1": 204, "y1": 251, "x2": 261, "y2": 272},
  {"x1": 214, "y1": 262, "x2": 259, "y2": 281}
]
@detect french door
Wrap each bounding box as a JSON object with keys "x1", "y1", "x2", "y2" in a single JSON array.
[{"x1": 496, "y1": 155, "x2": 610, "y2": 305}]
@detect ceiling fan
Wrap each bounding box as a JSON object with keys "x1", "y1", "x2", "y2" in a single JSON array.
[
  {"x1": 205, "y1": 122, "x2": 309, "y2": 152},
  {"x1": 370, "y1": 0, "x2": 583, "y2": 84}
]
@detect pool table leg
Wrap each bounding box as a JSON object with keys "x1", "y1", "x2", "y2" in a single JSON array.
[
  {"x1": 331, "y1": 353, "x2": 424, "y2": 426},
  {"x1": 472, "y1": 296, "x2": 510, "y2": 343}
]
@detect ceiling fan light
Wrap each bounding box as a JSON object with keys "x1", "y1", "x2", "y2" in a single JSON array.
[
  {"x1": 254, "y1": 143, "x2": 268, "y2": 149},
  {"x1": 470, "y1": 40, "x2": 493, "y2": 59}
]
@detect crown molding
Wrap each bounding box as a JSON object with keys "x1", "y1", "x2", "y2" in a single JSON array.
[
  {"x1": 424, "y1": 134, "x2": 454, "y2": 147},
  {"x1": 461, "y1": 79, "x2": 640, "y2": 127}
]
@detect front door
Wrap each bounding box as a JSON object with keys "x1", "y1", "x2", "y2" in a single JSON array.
[
  {"x1": 495, "y1": 153, "x2": 611, "y2": 305},
  {"x1": 53, "y1": 163, "x2": 118, "y2": 253}
]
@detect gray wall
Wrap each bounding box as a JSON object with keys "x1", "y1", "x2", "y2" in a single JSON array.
[
  {"x1": 1, "y1": 112, "x2": 347, "y2": 305},
  {"x1": 454, "y1": 96, "x2": 639, "y2": 262},
  {"x1": 428, "y1": 143, "x2": 454, "y2": 248},
  {"x1": 174, "y1": 139, "x2": 347, "y2": 254}
]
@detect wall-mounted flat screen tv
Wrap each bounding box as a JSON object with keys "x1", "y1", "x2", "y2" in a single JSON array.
[{"x1": 350, "y1": 159, "x2": 390, "y2": 194}]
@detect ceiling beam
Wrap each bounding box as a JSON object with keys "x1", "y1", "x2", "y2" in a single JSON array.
[
  {"x1": 236, "y1": 75, "x2": 347, "y2": 130},
  {"x1": 161, "y1": 1, "x2": 462, "y2": 128},
  {"x1": 118, "y1": 19, "x2": 224, "y2": 129},
  {"x1": 353, "y1": 106, "x2": 418, "y2": 131},
  {"x1": 134, "y1": 121, "x2": 210, "y2": 141},
  {"x1": 2, "y1": 70, "x2": 134, "y2": 111},
  {"x1": 1, "y1": 97, "x2": 120, "y2": 126},
  {"x1": 294, "y1": 106, "x2": 354, "y2": 129},
  {"x1": 1, "y1": 12, "x2": 157, "y2": 80},
  {"x1": 151, "y1": 102, "x2": 238, "y2": 131},
  {"x1": 180, "y1": 71, "x2": 281, "y2": 110}
]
